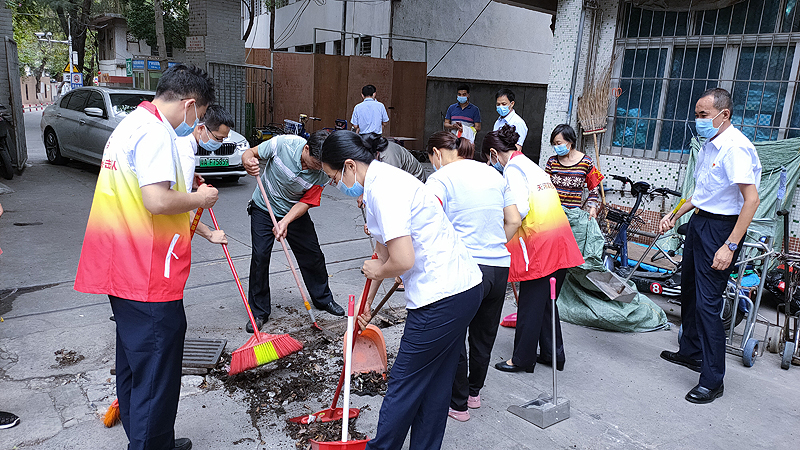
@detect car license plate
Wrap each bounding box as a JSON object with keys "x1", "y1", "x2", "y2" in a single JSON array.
[{"x1": 200, "y1": 157, "x2": 229, "y2": 167}]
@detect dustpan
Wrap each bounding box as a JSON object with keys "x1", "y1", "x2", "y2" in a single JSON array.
[
  {"x1": 348, "y1": 324, "x2": 387, "y2": 374},
  {"x1": 585, "y1": 271, "x2": 639, "y2": 303},
  {"x1": 310, "y1": 295, "x2": 370, "y2": 450}
]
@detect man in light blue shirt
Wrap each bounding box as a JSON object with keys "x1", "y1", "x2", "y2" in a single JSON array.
[{"x1": 351, "y1": 84, "x2": 389, "y2": 134}]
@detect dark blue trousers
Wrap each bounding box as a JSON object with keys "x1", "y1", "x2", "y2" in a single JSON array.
[
  {"x1": 109, "y1": 295, "x2": 186, "y2": 450},
  {"x1": 680, "y1": 214, "x2": 741, "y2": 389},
  {"x1": 366, "y1": 283, "x2": 482, "y2": 450},
  {"x1": 248, "y1": 203, "x2": 334, "y2": 319},
  {"x1": 451, "y1": 265, "x2": 509, "y2": 411},
  {"x1": 512, "y1": 269, "x2": 567, "y2": 369}
]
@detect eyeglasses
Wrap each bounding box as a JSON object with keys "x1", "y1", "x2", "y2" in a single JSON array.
[
  {"x1": 207, "y1": 128, "x2": 226, "y2": 142},
  {"x1": 326, "y1": 170, "x2": 341, "y2": 187}
]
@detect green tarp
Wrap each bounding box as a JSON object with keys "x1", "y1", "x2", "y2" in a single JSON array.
[{"x1": 558, "y1": 207, "x2": 668, "y2": 332}]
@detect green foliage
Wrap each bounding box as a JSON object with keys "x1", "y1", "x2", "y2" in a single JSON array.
[
  {"x1": 8, "y1": 0, "x2": 68, "y2": 84},
  {"x1": 126, "y1": 0, "x2": 189, "y2": 50}
]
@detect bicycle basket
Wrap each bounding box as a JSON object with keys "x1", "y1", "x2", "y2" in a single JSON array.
[
  {"x1": 598, "y1": 206, "x2": 645, "y2": 246},
  {"x1": 284, "y1": 119, "x2": 303, "y2": 135}
]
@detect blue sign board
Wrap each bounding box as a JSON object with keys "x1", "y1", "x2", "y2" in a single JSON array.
[
  {"x1": 168, "y1": 61, "x2": 178, "y2": 68},
  {"x1": 131, "y1": 59, "x2": 145, "y2": 70},
  {"x1": 147, "y1": 60, "x2": 161, "y2": 70}
]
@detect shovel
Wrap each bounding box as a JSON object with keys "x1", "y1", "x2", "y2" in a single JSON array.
[
  {"x1": 310, "y1": 295, "x2": 369, "y2": 449},
  {"x1": 587, "y1": 199, "x2": 685, "y2": 303}
]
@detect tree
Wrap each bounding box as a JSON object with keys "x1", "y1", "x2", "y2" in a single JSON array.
[
  {"x1": 126, "y1": 0, "x2": 188, "y2": 55},
  {"x1": 9, "y1": 0, "x2": 68, "y2": 94}
]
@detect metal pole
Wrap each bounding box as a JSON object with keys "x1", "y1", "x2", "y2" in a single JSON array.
[
  {"x1": 341, "y1": 0, "x2": 347, "y2": 55},
  {"x1": 566, "y1": 4, "x2": 587, "y2": 124},
  {"x1": 550, "y1": 277, "x2": 558, "y2": 406},
  {"x1": 68, "y1": 13, "x2": 73, "y2": 87}
]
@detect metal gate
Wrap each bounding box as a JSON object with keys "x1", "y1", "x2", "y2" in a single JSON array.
[
  {"x1": 4, "y1": 36, "x2": 27, "y2": 171},
  {"x1": 207, "y1": 61, "x2": 272, "y2": 143}
]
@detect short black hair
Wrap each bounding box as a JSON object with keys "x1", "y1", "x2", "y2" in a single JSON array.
[
  {"x1": 362, "y1": 84, "x2": 377, "y2": 97},
  {"x1": 700, "y1": 87, "x2": 732, "y2": 112},
  {"x1": 457, "y1": 84, "x2": 470, "y2": 93},
  {"x1": 495, "y1": 88, "x2": 515, "y2": 103},
  {"x1": 155, "y1": 64, "x2": 215, "y2": 106},
  {"x1": 550, "y1": 123, "x2": 577, "y2": 147},
  {"x1": 202, "y1": 104, "x2": 234, "y2": 131},
  {"x1": 306, "y1": 129, "x2": 331, "y2": 160}
]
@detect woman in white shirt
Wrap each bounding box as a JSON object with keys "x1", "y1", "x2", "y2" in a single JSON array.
[
  {"x1": 425, "y1": 131, "x2": 520, "y2": 422},
  {"x1": 484, "y1": 125, "x2": 584, "y2": 374},
  {"x1": 318, "y1": 131, "x2": 483, "y2": 450}
]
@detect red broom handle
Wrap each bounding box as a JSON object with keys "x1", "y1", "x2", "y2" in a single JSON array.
[
  {"x1": 255, "y1": 174, "x2": 318, "y2": 327},
  {"x1": 189, "y1": 207, "x2": 203, "y2": 238},
  {"x1": 208, "y1": 208, "x2": 262, "y2": 341},
  {"x1": 330, "y1": 263, "x2": 376, "y2": 411}
]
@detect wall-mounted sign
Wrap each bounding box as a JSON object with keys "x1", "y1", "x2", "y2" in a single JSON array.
[
  {"x1": 132, "y1": 59, "x2": 145, "y2": 70},
  {"x1": 147, "y1": 60, "x2": 162, "y2": 71},
  {"x1": 125, "y1": 58, "x2": 133, "y2": 77},
  {"x1": 168, "y1": 61, "x2": 178, "y2": 68},
  {"x1": 186, "y1": 36, "x2": 205, "y2": 52}
]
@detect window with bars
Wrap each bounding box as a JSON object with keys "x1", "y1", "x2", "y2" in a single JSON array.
[
  {"x1": 609, "y1": 0, "x2": 800, "y2": 161},
  {"x1": 357, "y1": 35, "x2": 372, "y2": 56}
]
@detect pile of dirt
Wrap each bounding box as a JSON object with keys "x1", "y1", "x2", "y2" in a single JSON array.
[
  {"x1": 350, "y1": 371, "x2": 388, "y2": 397},
  {"x1": 53, "y1": 348, "x2": 85, "y2": 367},
  {"x1": 285, "y1": 417, "x2": 367, "y2": 449}
]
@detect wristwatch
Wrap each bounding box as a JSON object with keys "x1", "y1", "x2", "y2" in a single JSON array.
[{"x1": 724, "y1": 240, "x2": 738, "y2": 251}]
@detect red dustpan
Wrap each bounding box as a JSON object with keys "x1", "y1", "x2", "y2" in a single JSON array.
[
  {"x1": 288, "y1": 258, "x2": 377, "y2": 424},
  {"x1": 310, "y1": 295, "x2": 369, "y2": 449}
]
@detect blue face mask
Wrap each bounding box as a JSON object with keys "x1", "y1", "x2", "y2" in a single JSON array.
[
  {"x1": 175, "y1": 102, "x2": 199, "y2": 137},
  {"x1": 336, "y1": 166, "x2": 364, "y2": 197},
  {"x1": 554, "y1": 144, "x2": 570, "y2": 156},
  {"x1": 457, "y1": 96, "x2": 468, "y2": 104},
  {"x1": 489, "y1": 153, "x2": 504, "y2": 174},
  {"x1": 695, "y1": 110, "x2": 725, "y2": 139},
  {"x1": 200, "y1": 127, "x2": 223, "y2": 151},
  {"x1": 496, "y1": 105, "x2": 510, "y2": 117}
]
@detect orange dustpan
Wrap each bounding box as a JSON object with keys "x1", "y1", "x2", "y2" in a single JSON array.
[{"x1": 346, "y1": 280, "x2": 400, "y2": 374}]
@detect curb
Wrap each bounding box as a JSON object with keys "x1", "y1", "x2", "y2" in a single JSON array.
[{"x1": 23, "y1": 103, "x2": 52, "y2": 113}]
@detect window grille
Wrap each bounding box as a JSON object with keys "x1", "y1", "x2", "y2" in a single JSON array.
[
  {"x1": 357, "y1": 35, "x2": 372, "y2": 56},
  {"x1": 608, "y1": 0, "x2": 800, "y2": 161}
]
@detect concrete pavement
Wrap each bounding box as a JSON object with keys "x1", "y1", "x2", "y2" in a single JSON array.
[{"x1": 0, "y1": 111, "x2": 798, "y2": 449}]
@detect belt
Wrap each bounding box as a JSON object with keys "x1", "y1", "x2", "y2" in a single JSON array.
[{"x1": 695, "y1": 209, "x2": 739, "y2": 222}]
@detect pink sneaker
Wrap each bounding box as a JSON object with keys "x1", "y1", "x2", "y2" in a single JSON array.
[
  {"x1": 467, "y1": 395, "x2": 481, "y2": 409},
  {"x1": 448, "y1": 407, "x2": 470, "y2": 422}
]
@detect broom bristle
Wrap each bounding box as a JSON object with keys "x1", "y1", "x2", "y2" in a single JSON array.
[
  {"x1": 578, "y1": 55, "x2": 617, "y2": 133},
  {"x1": 103, "y1": 399, "x2": 120, "y2": 428},
  {"x1": 229, "y1": 332, "x2": 303, "y2": 375}
]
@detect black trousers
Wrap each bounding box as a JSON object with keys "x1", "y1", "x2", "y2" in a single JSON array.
[
  {"x1": 110, "y1": 295, "x2": 186, "y2": 450},
  {"x1": 248, "y1": 203, "x2": 334, "y2": 319},
  {"x1": 451, "y1": 264, "x2": 509, "y2": 411},
  {"x1": 512, "y1": 269, "x2": 567, "y2": 369},
  {"x1": 680, "y1": 214, "x2": 741, "y2": 389},
  {"x1": 366, "y1": 283, "x2": 482, "y2": 450}
]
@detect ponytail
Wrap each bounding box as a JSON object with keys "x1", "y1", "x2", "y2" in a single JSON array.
[
  {"x1": 426, "y1": 131, "x2": 475, "y2": 160},
  {"x1": 360, "y1": 132, "x2": 389, "y2": 155}
]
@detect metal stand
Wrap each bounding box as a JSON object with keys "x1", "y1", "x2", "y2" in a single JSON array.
[{"x1": 508, "y1": 277, "x2": 570, "y2": 428}]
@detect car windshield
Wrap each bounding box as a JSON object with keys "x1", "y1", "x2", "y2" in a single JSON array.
[{"x1": 110, "y1": 93, "x2": 155, "y2": 115}]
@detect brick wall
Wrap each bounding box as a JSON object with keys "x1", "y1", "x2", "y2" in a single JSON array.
[{"x1": 186, "y1": 0, "x2": 244, "y2": 69}]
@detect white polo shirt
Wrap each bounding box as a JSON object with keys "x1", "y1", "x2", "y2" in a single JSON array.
[
  {"x1": 363, "y1": 161, "x2": 482, "y2": 309},
  {"x1": 692, "y1": 125, "x2": 762, "y2": 216},
  {"x1": 493, "y1": 109, "x2": 528, "y2": 147},
  {"x1": 425, "y1": 159, "x2": 512, "y2": 267},
  {"x1": 176, "y1": 135, "x2": 198, "y2": 191}
]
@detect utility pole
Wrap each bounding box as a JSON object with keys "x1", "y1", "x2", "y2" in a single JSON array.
[
  {"x1": 340, "y1": 0, "x2": 346, "y2": 55},
  {"x1": 154, "y1": 0, "x2": 168, "y2": 70},
  {"x1": 269, "y1": 0, "x2": 275, "y2": 51}
]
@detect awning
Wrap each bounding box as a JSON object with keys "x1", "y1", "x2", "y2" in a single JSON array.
[
  {"x1": 493, "y1": 0, "x2": 557, "y2": 15},
  {"x1": 631, "y1": 0, "x2": 745, "y2": 12}
]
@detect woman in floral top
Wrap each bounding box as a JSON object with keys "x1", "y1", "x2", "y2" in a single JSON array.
[{"x1": 545, "y1": 124, "x2": 602, "y2": 218}]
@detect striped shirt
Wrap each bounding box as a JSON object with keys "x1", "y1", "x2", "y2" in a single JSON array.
[{"x1": 545, "y1": 154, "x2": 600, "y2": 208}]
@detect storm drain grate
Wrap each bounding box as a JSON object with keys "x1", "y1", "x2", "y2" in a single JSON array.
[{"x1": 182, "y1": 338, "x2": 227, "y2": 375}]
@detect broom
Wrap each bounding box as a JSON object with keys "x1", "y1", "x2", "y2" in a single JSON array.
[
  {"x1": 577, "y1": 55, "x2": 616, "y2": 206},
  {"x1": 104, "y1": 206, "x2": 208, "y2": 427},
  {"x1": 204, "y1": 208, "x2": 303, "y2": 375},
  {"x1": 500, "y1": 283, "x2": 520, "y2": 328}
]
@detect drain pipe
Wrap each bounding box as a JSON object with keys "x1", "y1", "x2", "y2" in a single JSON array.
[{"x1": 566, "y1": 2, "x2": 587, "y2": 125}]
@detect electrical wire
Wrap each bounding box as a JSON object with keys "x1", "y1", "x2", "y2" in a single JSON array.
[
  {"x1": 426, "y1": 0, "x2": 492, "y2": 76},
  {"x1": 274, "y1": 0, "x2": 312, "y2": 48}
]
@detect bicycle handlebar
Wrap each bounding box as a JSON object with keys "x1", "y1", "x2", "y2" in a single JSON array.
[{"x1": 652, "y1": 187, "x2": 682, "y2": 197}]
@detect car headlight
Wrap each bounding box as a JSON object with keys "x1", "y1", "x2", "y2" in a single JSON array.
[{"x1": 235, "y1": 140, "x2": 249, "y2": 153}]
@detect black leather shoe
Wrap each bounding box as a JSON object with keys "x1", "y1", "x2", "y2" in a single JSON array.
[
  {"x1": 660, "y1": 350, "x2": 701, "y2": 372},
  {"x1": 320, "y1": 301, "x2": 345, "y2": 316},
  {"x1": 173, "y1": 438, "x2": 192, "y2": 450},
  {"x1": 245, "y1": 316, "x2": 267, "y2": 333},
  {"x1": 685, "y1": 383, "x2": 723, "y2": 404},
  {"x1": 537, "y1": 355, "x2": 565, "y2": 371},
  {"x1": 494, "y1": 361, "x2": 534, "y2": 373}
]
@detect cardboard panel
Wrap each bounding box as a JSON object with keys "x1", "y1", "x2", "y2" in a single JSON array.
[
  {"x1": 273, "y1": 52, "x2": 315, "y2": 129},
  {"x1": 391, "y1": 61, "x2": 427, "y2": 150},
  {"x1": 312, "y1": 54, "x2": 350, "y2": 132},
  {"x1": 347, "y1": 56, "x2": 393, "y2": 136}
]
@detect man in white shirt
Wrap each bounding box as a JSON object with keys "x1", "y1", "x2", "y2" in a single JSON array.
[
  {"x1": 493, "y1": 88, "x2": 528, "y2": 152},
  {"x1": 659, "y1": 88, "x2": 761, "y2": 405},
  {"x1": 351, "y1": 84, "x2": 389, "y2": 134},
  {"x1": 175, "y1": 103, "x2": 233, "y2": 244}
]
